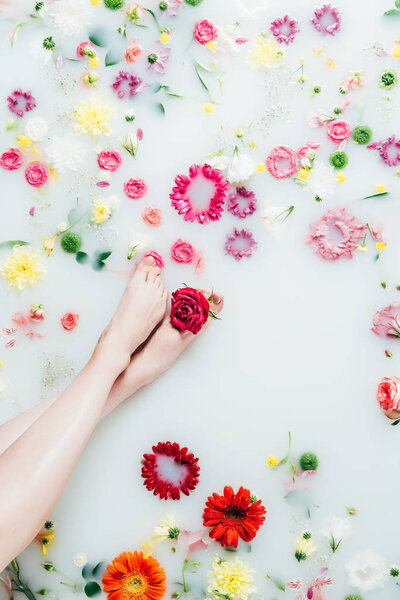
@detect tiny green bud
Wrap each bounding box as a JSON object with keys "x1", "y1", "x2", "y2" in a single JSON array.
[
  {"x1": 302, "y1": 531, "x2": 312, "y2": 539},
  {"x1": 148, "y1": 53, "x2": 158, "y2": 64},
  {"x1": 41, "y1": 562, "x2": 56, "y2": 572},
  {"x1": 313, "y1": 85, "x2": 321, "y2": 94},
  {"x1": 42, "y1": 36, "x2": 55, "y2": 50},
  {"x1": 159, "y1": 1, "x2": 168, "y2": 9},
  {"x1": 35, "y1": 1, "x2": 44, "y2": 10},
  {"x1": 333, "y1": 105, "x2": 341, "y2": 115}
]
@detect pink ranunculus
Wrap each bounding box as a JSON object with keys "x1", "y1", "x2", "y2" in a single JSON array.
[
  {"x1": 76, "y1": 41, "x2": 94, "y2": 58},
  {"x1": 326, "y1": 120, "x2": 351, "y2": 144},
  {"x1": 97, "y1": 150, "x2": 122, "y2": 172},
  {"x1": 61, "y1": 312, "x2": 79, "y2": 331},
  {"x1": 265, "y1": 146, "x2": 300, "y2": 179},
  {"x1": 193, "y1": 19, "x2": 218, "y2": 45},
  {"x1": 144, "y1": 251, "x2": 164, "y2": 268},
  {"x1": 125, "y1": 38, "x2": 142, "y2": 63},
  {"x1": 25, "y1": 161, "x2": 48, "y2": 187},
  {"x1": 372, "y1": 303, "x2": 400, "y2": 338},
  {"x1": 124, "y1": 178, "x2": 147, "y2": 199},
  {"x1": 377, "y1": 376, "x2": 400, "y2": 419},
  {"x1": 297, "y1": 143, "x2": 320, "y2": 158},
  {"x1": 171, "y1": 239, "x2": 195, "y2": 263},
  {"x1": 0, "y1": 147, "x2": 23, "y2": 170},
  {"x1": 142, "y1": 206, "x2": 162, "y2": 226}
]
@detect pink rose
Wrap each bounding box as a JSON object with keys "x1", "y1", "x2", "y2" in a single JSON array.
[
  {"x1": 327, "y1": 120, "x2": 351, "y2": 144},
  {"x1": 142, "y1": 206, "x2": 162, "y2": 226},
  {"x1": 144, "y1": 251, "x2": 164, "y2": 268},
  {"x1": 61, "y1": 312, "x2": 79, "y2": 331},
  {"x1": 193, "y1": 19, "x2": 218, "y2": 45},
  {"x1": 0, "y1": 148, "x2": 23, "y2": 170},
  {"x1": 171, "y1": 239, "x2": 195, "y2": 263},
  {"x1": 125, "y1": 38, "x2": 142, "y2": 63},
  {"x1": 25, "y1": 161, "x2": 48, "y2": 187},
  {"x1": 97, "y1": 150, "x2": 122, "y2": 172},
  {"x1": 372, "y1": 303, "x2": 400, "y2": 338},
  {"x1": 170, "y1": 287, "x2": 209, "y2": 334},
  {"x1": 377, "y1": 376, "x2": 400, "y2": 419},
  {"x1": 266, "y1": 146, "x2": 300, "y2": 179},
  {"x1": 124, "y1": 178, "x2": 147, "y2": 199},
  {"x1": 76, "y1": 41, "x2": 94, "y2": 58}
]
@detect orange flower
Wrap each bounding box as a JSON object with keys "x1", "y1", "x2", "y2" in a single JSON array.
[
  {"x1": 102, "y1": 551, "x2": 166, "y2": 600},
  {"x1": 125, "y1": 39, "x2": 143, "y2": 63}
]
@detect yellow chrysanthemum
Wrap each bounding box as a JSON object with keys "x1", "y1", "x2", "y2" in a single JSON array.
[
  {"x1": 203, "y1": 102, "x2": 215, "y2": 114},
  {"x1": 376, "y1": 241, "x2": 387, "y2": 251},
  {"x1": 91, "y1": 0, "x2": 101, "y2": 4},
  {"x1": 376, "y1": 184, "x2": 386, "y2": 193},
  {"x1": 92, "y1": 198, "x2": 112, "y2": 224},
  {"x1": 89, "y1": 55, "x2": 99, "y2": 68},
  {"x1": 160, "y1": 32, "x2": 170, "y2": 44},
  {"x1": 298, "y1": 168, "x2": 310, "y2": 181},
  {"x1": 73, "y1": 99, "x2": 114, "y2": 136},
  {"x1": 256, "y1": 162, "x2": 266, "y2": 173},
  {"x1": 336, "y1": 171, "x2": 346, "y2": 183},
  {"x1": 249, "y1": 35, "x2": 283, "y2": 69},
  {"x1": 206, "y1": 41, "x2": 217, "y2": 52},
  {"x1": 0, "y1": 246, "x2": 46, "y2": 291},
  {"x1": 208, "y1": 557, "x2": 256, "y2": 600},
  {"x1": 266, "y1": 455, "x2": 279, "y2": 467},
  {"x1": 17, "y1": 135, "x2": 32, "y2": 148},
  {"x1": 392, "y1": 46, "x2": 400, "y2": 58}
]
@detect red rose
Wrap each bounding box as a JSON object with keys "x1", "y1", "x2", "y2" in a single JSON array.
[
  {"x1": 377, "y1": 376, "x2": 400, "y2": 419},
  {"x1": 25, "y1": 161, "x2": 48, "y2": 187},
  {"x1": 193, "y1": 19, "x2": 218, "y2": 45},
  {"x1": 170, "y1": 287, "x2": 209, "y2": 334},
  {"x1": 124, "y1": 178, "x2": 147, "y2": 199},
  {"x1": 171, "y1": 239, "x2": 195, "y2": 263},
  {"x1": 61, "y1": 312, "x2": 79, "y2": 331},
  {"x1": 326, "y1": 120, "x2": 351, "y2": 145},
  {"x1": 0, "y1": 148, "x2": 23, "y2": 170},
  {"x1": 97, "y1": 150, "x2": 122, "y2": 172}
]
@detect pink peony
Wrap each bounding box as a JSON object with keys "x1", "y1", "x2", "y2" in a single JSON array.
[
  {"x1": 266, "y1": 146, "x2": 300, "y2": 179},
  {"x1": 327, "y1": 120, "x2": 351, "y2": 144},
  {"x1": 97, "y1": 150, "x2": 122, "y2": 172},
  {"x1": 377, "y1": 376, "x2": 400, "y2": 419},
  {"x1": 144, "y1": 251, "x2": 164, "y2": 268},
  {"x1": 307, "y1": 208, "x2": 366, "y2": 261},
  {"x1": 25, "y1": 161, "x2": 48, "y2": 187},
  {"x1": 372, "y1": 303, "x2": 400, "y2": 338},
  {"x1": 0, "y1": 148, "x2": 23, "y2": 170},
  {"x1": 125, "y1": 38, "x2": 142, "y2": 63},
  {"x1": 142, "y1": 206, "x2": 162, "y2": 226},
  {"x1": 193, "y1": 19, "x2": 218, "y2": 44},
  {"x1": 61, "y1": 312, "x2": 79, "y2": 331},
  {"x1": 124, "y1": 178, "x2": 147, "y2": 199},
  {"x1": 171, "y1": 239, "x2": 195, "y2": 263}
]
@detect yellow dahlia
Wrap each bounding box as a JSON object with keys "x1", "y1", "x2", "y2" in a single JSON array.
[
  {"x1": 249, "y1": 35, "x2": 283, "y2": 69},
  {"x1": 0, "y1": 245, "x2": 46, "y2": 291},
  {"x1": 73, "y1": 98, "x2": 115, "y2": 136},
  {"x1": 208, "y1": 557, "x2": 256, "y2": 600}
]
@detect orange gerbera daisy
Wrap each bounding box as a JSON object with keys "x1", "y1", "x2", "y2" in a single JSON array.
[{"x1": 102, "y1": 551, "x2": 166, "y2": 600}]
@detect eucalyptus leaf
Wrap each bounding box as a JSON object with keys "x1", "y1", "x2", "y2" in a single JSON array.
[
  {"x1": 84, "y1": 582, "x2": 101, "y2": 597},
  {"x1": 92, "y1": 562, "x2": 103, "y2": 578},
  {"x1": 195, "y1": 66, "x2": 209, "y2": 92},
  {"x1": 89, "y1": 27, "x2": 110, "y2": 47},
  {"x1": 391, "y1": 419, "x2": 400, "y2": 426},
  {"x1": 97, "y1": 250, "x2": 112, "y2": 261},
  {"x1": 76, "y1": 251, "x2": 89, "y2": 265},
  {"x1": 105, "y1": 48, "x2": 124, "y2": 67},
  {"x1": 0, "y1": 240, "x2": 28, "y2": 248},
  {"x1": 82, "y1": 564, "x2": 93, "y2": 580},
  {"x1": 384, "y1": 8, "x2": 400, "y2": 15}
]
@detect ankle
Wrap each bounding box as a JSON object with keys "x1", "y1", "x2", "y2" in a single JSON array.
[{"x1": 91, "y1": 334, "x2": 130, "y2": 378}]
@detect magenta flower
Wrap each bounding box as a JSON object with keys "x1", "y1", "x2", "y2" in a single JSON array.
[
  {"x1": 7, "y1": 89, "x2": 36, "y2": 117},
  {"x1": 170, "y1": 163, "x2": 229, "y2": 224},
  {"x1": 307, "y1": 208, "x2": 366, "y2": 261},
  {"x1": 270, "y1": 15, "x2": 300, "y2": 45},
  {"x1": 147, "y1": 43, "x2": 171, "y2": 74},
  {"x1": 372, "y1": 303, "x2": 400, "y2": 338},
  {"x1": 367, "y1": 136, "x2": 400, "y2": 166},
  {"x1": 311, "y1": 4, "x2": 341, "y2": 36},
  {"x1": 111, "y1": 71, "x2": 148, "y2": 98},
  {"x1": 228, "y1": 187, "x2": 257, "y2": 219},
  {"x1": 225, "y1": 228, "x2": 257, "y2": 261}
]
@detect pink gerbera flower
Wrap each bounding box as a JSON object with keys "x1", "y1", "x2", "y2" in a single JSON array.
[
  {"x1": 7, "y1": 89, "x2": 36, "y2": 117},
  {"x1": 311, "y1": 4, "x2": 341, "y2": 36},
  {"x1": 307, "y1": 208, "x2": 366, "y2": 261},
  {"x1": 228, "y1": 187, "x2": 257, "y2": 218},
  {"x1": 170, "y1": 163, "x2": 229, "y2": 224},
  {"x1": 367, "y1": 136, "x2": 400, "y2": 166},
  {"x1": 270, "y1": 15, "x2": 300, "y2": 45}
]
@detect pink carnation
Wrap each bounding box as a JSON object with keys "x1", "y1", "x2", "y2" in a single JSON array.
[
  {"x1": 326, "y1": 120, "x2": 351, "y2": 144},
  {"x1": 97, "y1": 150, "x2": 122, "y2": 172},
  {"x1": 193, "y1": 19, "x2": 218, "y2": 44},
  {"x1": 25, "y1": 161, "x2": 48, "y2": 187},
  {"x1": 0, "y1": 148, "x2": 23, "y2": 170},
  {"x1": 124, "y1": 178, "x2": 147, "y2": 199},
  {"x1": 307, "y1": 208, "x2": 366, "y2": 261},
  {"x1": 171, "y1": 239, "x2": 195, "y2": 263},
  {"x1": 377, "y1": 376, "x2": 400, "y2": 419},
  {"x1": 142, "y1": 206, "x2": 162, "y2": 226},
  {"x1": 125, "y1": 38, "x2": 142, "y2": 63},
  {"x1": 144, "y1": 251, "x2": 164, "y2": 268},
  {"x1": 372, "y1": 303, "x2": 400, "y2": 338},
  {"x1": 266, "y1": 146, "x2": 300, "y2": 179}
]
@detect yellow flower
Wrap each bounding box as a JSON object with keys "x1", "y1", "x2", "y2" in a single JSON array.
[
  {"x1": 73, "y1": 98, "x2": 114, "y2": 136},
  {"x1": 248, "y1": 138, "x2": 257, "y2": 149},
  {"x1": 141, "y1": 539, "x2": 154, "y2": 559},
  {"x1": 208, "y1": 557, "x2": 256, "y2": 600},
  {"x1": 42, "y1": 234, "x2": 57, "y2": 257},
  {"x1": 256, "y1": 162, "x2": 266, "y2": 173},
  {"x1": 335, "y1": 171, "x2": 346, "y2": 183},
  {"x1": 89, "y1": 55, "x2": 99, "y2": 68},
  {"x1": 327, "y1": 57, "x2": 336, "y2": 69},
  {"x1": 203, "y1": 102, "x2": 215, "y2": 114},
  {"x1": 160, "y1": 31, "x2": 170, "y2": 44},
  {"x1": 91, "y1": 0, "x2": 101, "y2": 4},
  {"x1": 249, "y1": 35, "x2": 283, "y2": 69},
  {"x1": 17, "y1": 135, "x2": 31, "y2": 148},
  {"x1": 92, "y1": 198, "x2": 112, "y2": 224},
  {"x1": 235, "y1": 127, "x2": 245, "y2": 138},
  {"x1": 266, "y1": 455, "x2": 279, "y2": 467},
  {"x1": 36, "y1": 530, "x2": 55, "y2": 555},
  {"x1": 206, "y1": 41, "x2": 217, "y2": 52},
  {"x1": 376, "y1": 184, "x2": 386, "y2": 193},
  {"x1": 376, "y1": 241, "x2": 387, "y2": 251},
  {"x1": 298, "y1": 168, "x2": 310, "y2": 181},
  {"x1": 392, "y1": 46, "x2": 400, "y2": 58},
  {"x1": 313, "y1": 45, "x2": 325, "y2": 56},
  {"x1": 0, "y1": 245, "x2": 46, "y2": 291}
]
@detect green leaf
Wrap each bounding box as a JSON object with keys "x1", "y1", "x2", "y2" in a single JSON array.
[
  {"x1": 82, "y1": 564, "x2": 93, "y2": 579},
  {"x1": 195, "y1": 60, "x2": 212, "y2": 73},
  {"x1": 391, "y1": 419, "x2": 400, "y2": 426},
  {"x1": 396, "y1": 0, "x2": 400, "y2": 7},
  {"x1": 76, "y1": 251, "x2": 89, "y2": 265},
  {"x1": 0, "y1": 240, "x2": 28, "y2": 248},
  {"x1": 105, "y1": 48, "x2": 124, "y2": 66},
  {"x1": 194, "y1": 66, "x2": 209, "y2": 92},
  {"x1": 266, "y1": 575, "x2": 285, "y2": 592},
  {"x1": 89, "y1": 27, "x2": 110, "y2": 47},
  {"x1": 158, "y1": 102, "x2": 166, "y2": 114},
  {"x1": 92, "y1": 562, "x2": 103, "y2": 578},
  {"x1": 84, "y1": 582, "x2": 101, "y2": 597},
  {"x1": 143, "y1": 7, "x2": 161, "y2": 30},
  {"x1": 97, "y1": 251, "x2": 112, "y2": 261},
  {"x1": 362, "y1": 192, "x2": 389, "y2": 199},
  {"x1": 384, "y1": 8, "x2": 400, "y2": 15}
]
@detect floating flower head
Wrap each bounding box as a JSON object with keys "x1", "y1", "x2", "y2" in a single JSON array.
[
  {"x1": 208, "y1": 556, "x2": 256, "y2": 600},
  {"x1": 266, "y1": 146, "x2": 299, "y2": 179},
  {"x1": 111, "y1": 71, "x2": 148, "y2": 98},
  {"x1": 225, "y1": 228, "x2": 257, "y2": 261},
  {"x1": 311, "y1": 4, "x2": 341, "y2": 36},
  {"x1": 97, "y1": 150, "x2": 122, "y2": 172},
  {"x1": 372, "y1": 303, "x2": 400, "y2": 339},
  {"x1": 307, "y1": 208, "x2": 366, "y2": 261},
  {"x1": 25, "y1": 117, "x2": 48, "y2": 142},
  {"x1": 170, "y1": 163, "x2": 228, "y2": 224},
  {"x1": 352, "y1": 124, "x2": 372, "y2": 145},
  {"x1": 295, "y1": 535, "x2": 316, "y2": 562},
  {"x1": 367, "y1": 136, "x2": 400, "y2": 166},
  {"x1": 203, "y1": 486, "x2": 266, "y2": 547},
  {"x1": 0, "y1": 245, "x2": 46, "y2": 291},
  {"x1": 345, "y1": 550, "x2": 388, "y2": 593},
  {"x1": 46, "y1": 0, "x2": 92, "y2": 36},
  {"x1": 377, "y1": 376, "x2": 400, "y2": 419},
  {"x1": 379, "y1": 69, "x2": 397, "y2": 90},
  {"x1": 7, "y1": 89, "x2": 36, "y2": 118},
  {"x1": 261, "y1": 205, "x2": 294, "y2": 238},
  {"x1": 228, "y1": 187, "x2": 257, "y2": 218},
  {"x1": 25, "y1": 162, "x2": 48, "y2": 187},
  {"x1": 193, "y1": 19, "x2": 218, "y2": 44},
  {"x1": 153, "y1": 515, "x2": 180, "y2": 541},
  {"x1": 270, "y1": 15, "x2": 299, "y2": 45},
  {"x1": 102, "y1": 551, "x2": 166, "y2": 600},
  {"x1": 92, "y1": 196, "x2": 119, "y2": 224},
  {"x1": 321, "y1": 517, "x2": 351, "y2": 553},
  {"x1": 73, "y1": 99, "x2": 115, "y2": 136},
  {"x1": 45, "y1": 136, "x2": 85, "y2": 173},
  {"x1": 147, "y1": 43, "x2": 171, "y2": 74},
  {"x1": 209, "y1": 148, "x2": 256, "y2": 185},
  {"x1": 171, "y1": 239, "x2": 195, "y2": 263},
  {"x1": 0, "y1": 148, "x2": 23, "y2": 171},
  {"x1": 142, "y1": 206, "x2": 162, "y2": 226},
  {"x1": 249, "y1": 34, "x2": 283, "y2": 68},
  {"x1": 127, "y1": 231, "x2": 152, "y2": 259},
  {"x1": 125, "y1": 38, "x2": 143, "y2": 63},
  {"x1": 327, "y1": 120, "x2": 351, "y2": 144}
]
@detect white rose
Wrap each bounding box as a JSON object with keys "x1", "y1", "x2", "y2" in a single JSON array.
[{"x1": 25, "y1": 118, "x2": 49, "y2": 142}]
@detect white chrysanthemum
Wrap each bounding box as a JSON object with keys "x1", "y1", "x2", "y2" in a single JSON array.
[
  {"x1": 208, "y1": 149, "x2": 255, "y2": 185},
  {"x1": 306, "y1": 161, "x2": 337, "y2": 201},
  {"x1": 45, "y1": 136, "x2": 85, "y2": 173},
  {"x1": 45, "y1": 0, "x2": 92, "y2": 36},
  {"x1": 346, "y1": 549, "x2": 388, "y2": 593},
  {"x1": 25, "y1": 117, "x2": 49, "y2": 142},
  {"x1": 153, "y1": 515, "x2": 179, "y2": 541},
  {"x1": 73, "y1": 553, "x2": 87, "y2": 567},
  {"x1": 208, "y1": 557, "x2": 256, "y2": 600}
]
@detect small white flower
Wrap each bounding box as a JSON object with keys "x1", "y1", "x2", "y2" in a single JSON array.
[
  {"x1": 260, "y1": 205, "x2": 293, "y2": 238},
  {"x1": 306, "y1": 161, "x2": 337, "y2": 201},
  {"x1": 153, "y1": 515, "x2": 180, "y2": 541},
  {"x1": 127, "y1": 231, "x2": 152, "y2": 260},
  {"x1": 45, "y1": 0, "x2": 92, "y2": 36},
  {"x1": 57, "y1": 222, "x2": 68, "y2": 232},
  {"x1": 45, "y1": 136, "x2": 85, "y2": 173},
  {"x1": 121, "y1": 131, "x2": 139, "y2": 157},
  {"x1": 209, "y1": 148, "x2": 255, "y2": 184},
  {"x1": 346, "y1": 549, "x2": 388, "y2": 593},
  {"x1": 321, "y1": 517, "x2": 351, "y2": 552},
  {"x1": 25, "y1": 117, "x2": 49, "y2": 142},
  {"x1": 73, "y1": 553, "x2": 87, "y2": 568}
]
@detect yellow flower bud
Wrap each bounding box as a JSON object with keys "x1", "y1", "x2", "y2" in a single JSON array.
[
  {"x1": 392, "y1": 46, "x2": 400, "y2": 58},
  {"x1": 376, "y1": 241, "x2": 387, "y2": 252},
  {"x1": 89, "y1": 55, "x2": 99, "y2": 68},
  {"x1": 203, "y1": 102, "x2": 215, "y2": 114},
  {"x1": 298, "y1": 168, "x2": 310, "y2": 181},
  {"x1": 335, "y1": 171, "x2": 346, "y2": 183},
  {"x1": 256, "y1": 162, "x2": 266, "y2": 173},
  {"x1": 376, "y1": 184, "x2": 386, "y2": 193}
]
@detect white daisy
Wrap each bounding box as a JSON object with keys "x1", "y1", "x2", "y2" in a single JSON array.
[
  {"x1": 346, "y1": 549, "x2": 388, "y2": 593},
  {"x1": 45, "y1": 136, "x2": 85, "y2": 173},
  {"x1": 45, "y1": 0, "x2": 92, "y2": 36}
]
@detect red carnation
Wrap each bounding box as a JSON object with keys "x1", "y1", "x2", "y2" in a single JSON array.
[
  {"x1": 203, "y1": 486, "x2": 266, "y2": 548},
  {"x1": 170, "y1": 287, "x2": 209, "y2": 334}
]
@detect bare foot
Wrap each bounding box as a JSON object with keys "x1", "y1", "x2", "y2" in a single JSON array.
[
  {"x1": 95, "y1": 256, "x2": 168, "y2": 371},
  {"x1": 103, "y1": 291, "x2": 224, "y2": 416}
]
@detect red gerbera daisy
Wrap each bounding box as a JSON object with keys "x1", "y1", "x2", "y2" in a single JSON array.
[
  {"x1": 141, "y1": 441, "x2": 200, "y2": 500},
  {"x1": 202, "y1": 486, "x2": 266, "y2": 547}
]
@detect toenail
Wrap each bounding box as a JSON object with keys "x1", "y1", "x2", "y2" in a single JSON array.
[
  {"x1": 144, "y1": 256, "x2": 155, "y2": 266},
  {"x1": 214, "y1": 294, "x2": 221, "y2": 304}
]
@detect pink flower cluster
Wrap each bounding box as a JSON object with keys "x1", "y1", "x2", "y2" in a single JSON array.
[
  {"x1": 367, "y1": 136, "x2": 400, "y2": 166},
  {"x1": 228, "y1": 187, "x2": 257, "y2": 219},
  {"x1": 307, "y1": 208, "x2": 366, "y2": 261},
  {"x1": 270, "y1": 15, "x2": 300, "y2": 45},
  {"x1": 311, "y1": 4, "x2": 341, "y2": 36},
  {"x1": 372, "y1": 304, "x2": 400, "y2": 338}
]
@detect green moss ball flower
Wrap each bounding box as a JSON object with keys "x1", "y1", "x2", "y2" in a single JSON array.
[
  {"x1": 344, "y1": 596, "x2": 363, "y2": 600},
  {"x1": 352, "y1": 124, "x2": 372, "y2": 145},
  {"x1": 299, "y1": 452, "x2": 318, "y2": 471},
  {"x1": 329, "y1": 151, "x2": 348, "y2": 169},
  {"x1": 104, "y1": 0, "x2": 124, "y2": 9},
  {"x1": 185, "y1": 0, "x2": 203, "y2": 5},
  {"x1": 61, "y1": 232, "x2": 82, "y2": 254},
  {"x1": 379, "y1": 69, "x2": 397, "y2": 90}
]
